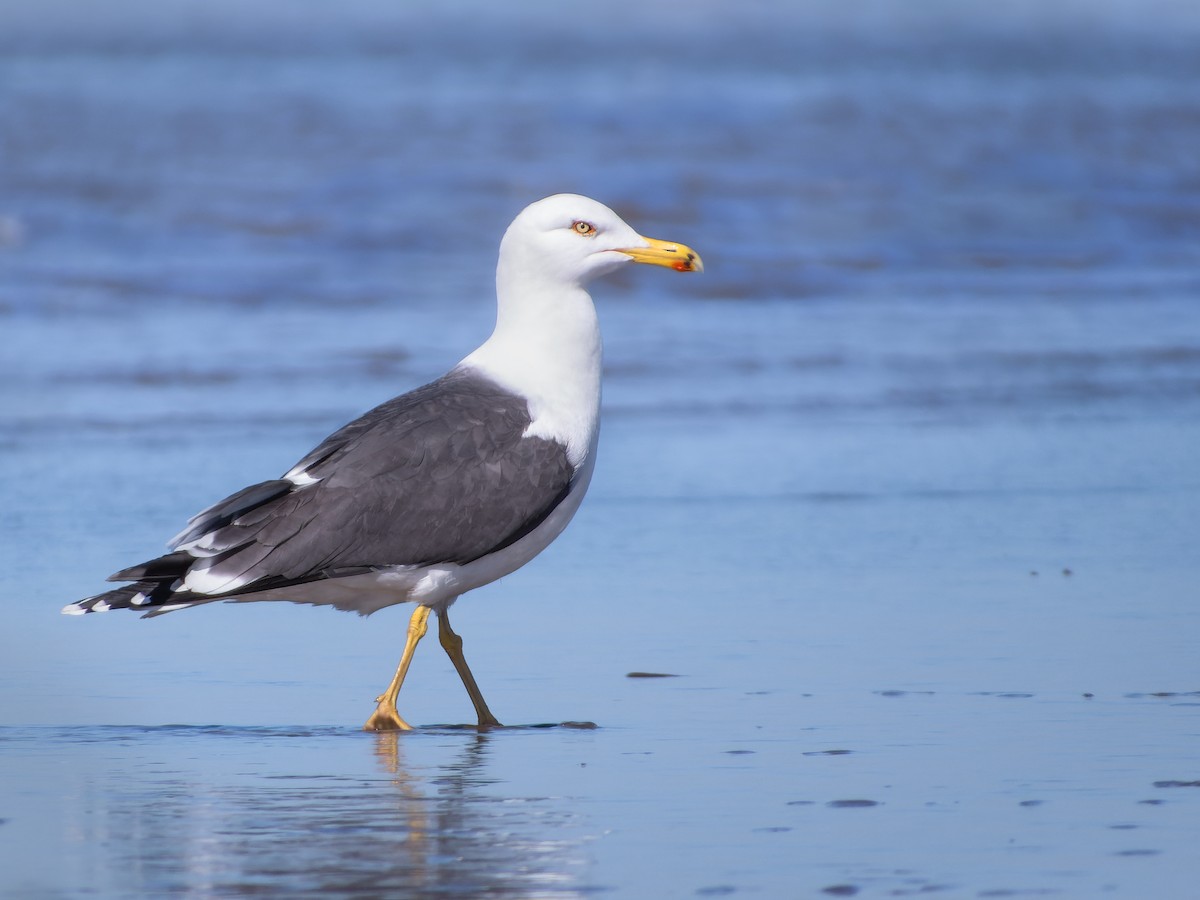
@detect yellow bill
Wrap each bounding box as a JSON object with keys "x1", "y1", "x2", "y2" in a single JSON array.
[{"x1": 620, "y1": 237, "x2": 704, "y2": 273}]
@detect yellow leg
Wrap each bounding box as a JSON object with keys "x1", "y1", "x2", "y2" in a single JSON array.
[
  {"x1": 438, "y1": 608, "x2": 502, "y2": 728},
  {"x1": 364, "y1": 604, "x2": 431, "y2": 732}
]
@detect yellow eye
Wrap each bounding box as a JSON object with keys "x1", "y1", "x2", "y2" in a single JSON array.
[{"x1": 572, "y1": 221, "x2": 596, "y2": 236}]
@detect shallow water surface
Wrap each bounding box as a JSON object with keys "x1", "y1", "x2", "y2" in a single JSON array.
[
  {"x1": 3, "y1": 0, "x2": 1200, "y2": 897},
  {"x1": 3, "y1": 686, "x2": 1199, "y2": 897}
]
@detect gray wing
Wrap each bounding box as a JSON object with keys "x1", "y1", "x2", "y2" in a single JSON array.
[{"x1": 89, "y1": 367, "x2": 576, "y2": 608}]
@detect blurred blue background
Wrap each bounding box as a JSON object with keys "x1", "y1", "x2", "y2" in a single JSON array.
[{"x1": 2, "y1": 1, "x2": 1199, "y2": 896}]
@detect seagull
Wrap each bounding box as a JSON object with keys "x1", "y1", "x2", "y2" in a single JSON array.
[{"x1": 64, "y1": 194, "x2": 703, "y2": 731}]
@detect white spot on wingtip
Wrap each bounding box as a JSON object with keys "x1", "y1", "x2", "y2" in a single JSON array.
[
  {"x1": 62, "y1": 603, "x2": 88, "y2": 616},
  {"x1": 92, "y1": 600, "x2": 112, "y2": 612},
  {"x1": 130, "y1": 592, "x2": 151, "y2": 606},
  {"x1": 184, "y1": 567, "x2": 250, "y2": 596}
]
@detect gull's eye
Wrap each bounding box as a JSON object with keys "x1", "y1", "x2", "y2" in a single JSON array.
[{"x1": 572, "y1": 221, "x2": 596, "y2": 236}]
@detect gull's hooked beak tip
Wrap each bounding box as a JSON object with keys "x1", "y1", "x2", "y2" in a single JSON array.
[{"x1": 620, "y1": 237, "x2": 704, "y2": 274}]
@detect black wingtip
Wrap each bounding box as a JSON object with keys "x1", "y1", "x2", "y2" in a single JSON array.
[
  {"x1": 64, "y1": 579, "x2": 201, "y2": 616},
  {"x1": 108, "y1": 550, "x2": 195, "y2": 583}
]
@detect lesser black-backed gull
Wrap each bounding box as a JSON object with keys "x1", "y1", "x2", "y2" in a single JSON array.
[{"x1": 64, "y1": 193, "x2": 703, "y2": 730}]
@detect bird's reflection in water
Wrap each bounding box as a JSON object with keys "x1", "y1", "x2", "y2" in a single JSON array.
[
  {"x1": 366, "y1": 728, "x2": 593, "y2": 896},
  {"x1": 78, "y1": 727, "x2": 590, "y2": 897},
  {"x1": 369, "y1": 729, "x2": 499, "y2": 892}
]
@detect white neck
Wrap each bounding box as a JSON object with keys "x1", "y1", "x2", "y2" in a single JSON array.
[{"x1": 460, "y1": 265, "x2": 603, "y2": 469}]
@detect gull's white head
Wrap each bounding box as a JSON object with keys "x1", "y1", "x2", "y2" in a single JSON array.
[
  {"x1": 498, "y1": 193, "x2": 703, "y2": 291},
  {"x1": 470, "y1": 194, "x2": 702, "y2": 446}
]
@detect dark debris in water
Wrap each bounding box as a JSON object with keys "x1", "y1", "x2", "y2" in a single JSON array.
[
  {"x1": 1027, "y1": 566, "x2": 1076, "y2": 578},
  {"x1": 827, "y1": 799, "x2": 880, "y2": 808},
  {"x1": 1153, "y1": 779, "x2": 1200, "y2": 788},
  {"x1": 803, "y1": 749, "x2": 853, "y2": 756},
  {"x1": 626, "y1": 671, "x2": 680, "y2": 678},
  {"x1": 821, "y1": 887, "x2": 860, "y2": 897}
]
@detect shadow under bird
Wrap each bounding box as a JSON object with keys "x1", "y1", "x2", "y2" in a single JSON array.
[{"x1": 65, "y1": 193, "x2": 703, "y2": 731}]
